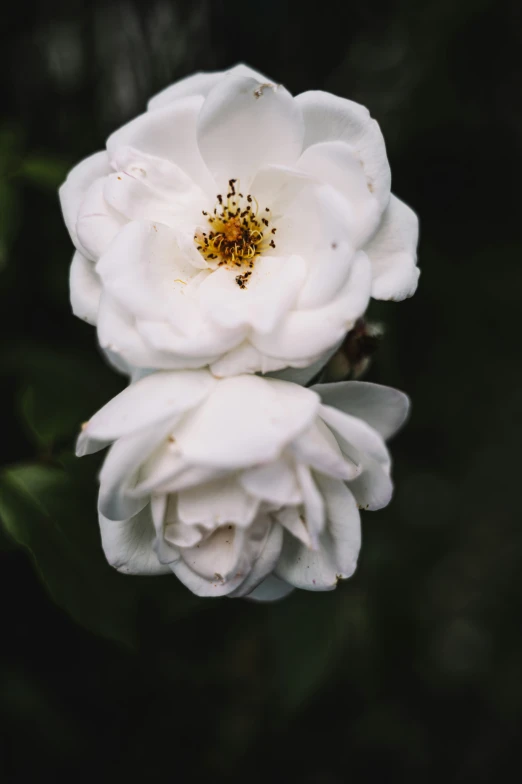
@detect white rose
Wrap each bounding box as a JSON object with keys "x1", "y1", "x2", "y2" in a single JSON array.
[
  {"x1": 60, "y1": 64, "x2": 419, "y2": 378},
  {"x1": 78, "y1": 371, "x2": 409, "y2": 600}
]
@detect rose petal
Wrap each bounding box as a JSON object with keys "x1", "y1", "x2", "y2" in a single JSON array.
[
  {"x1": 99, "y1": 505, "x2": 170, "y2": 575},
  {"x1": 107, "y1": 95, "x2": 215, "y2": 195},
  {"x1": 297, "y1": 90, "x2": 391, "y2": 213},
  {"x1": 275, "y1": 477, "x2": 360, "y2": 590},
  {"x1": 177, "y1": 475, "x2": 259, "y2": 528},
  {"x1": 173, "y1": 376, "x2": 319, "y2": 469},
  {"x1": 365, "y1": 195, "x2": 420, "y2": 301},
  {"x1": 298, "y1": 140, "x2": 381, "y2": 246},
  {"x1": 59, "y1": 151, "x2": 111, "y2": 256},
  {"x1": 148, "y1": 64, "x2": 269, "y2": 110},
  {"x1": 197, "y1": 76, "x2": 304, "y2": 192},
  {"x1": 69, "y1": 251, "x2": 101, "y2": 325},
  {"x1": 77, "y1": 369, "x2": 215, "y2": 446},
  {"x1": 312, "y1": 381, "x2": 410, "y2": 440}
]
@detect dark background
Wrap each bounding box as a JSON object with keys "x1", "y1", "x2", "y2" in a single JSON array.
[{"x1": 1, "y1": 1, "x2": 521, "y2": 781}]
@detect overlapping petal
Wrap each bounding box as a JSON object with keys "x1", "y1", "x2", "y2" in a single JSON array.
[
  {"x1": 60, "y1": 65, "x2": 419, "y2": 376},
  {"x1": 77, "y1": 371, "x2": 409, "y2": 599}
]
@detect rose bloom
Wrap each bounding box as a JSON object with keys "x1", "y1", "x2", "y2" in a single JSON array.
[
  {"x1": 78, "y1": 371, "x2": 409, "y2": 600},
  {"x1": 60, "y1": 64, "x2": 419, "y2": 378}
]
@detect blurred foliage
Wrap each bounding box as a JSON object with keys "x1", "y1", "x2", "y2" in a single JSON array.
[{"x1": 1, "y1": 0, "x2": 522, "y2": 782}]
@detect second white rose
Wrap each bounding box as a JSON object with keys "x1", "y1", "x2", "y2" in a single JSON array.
[{"x1": 78, "y1": 371, "x2": 409, "y2": 599}]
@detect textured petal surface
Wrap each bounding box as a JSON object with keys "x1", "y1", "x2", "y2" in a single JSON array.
[
  {"x1": 104, "y1": 146, "x2": 204, "y2": 230},
  {"x1": 77, "y1": 369, "x2": 215, "y2": 446},
  {"x1": 298, "y1": 140, "x2": 381, "y2": 246},
  {"x1": 76, "y1": 177, "x2": 126, "y2": 260},
  {"x1": 240, "y1": 456, "x2": 302, "y2": 506},
  {"x1": 365, "y1": 195, "x2": 420, "y2": 301},
  {"x1": 174, "y1": 376, "x2": 320, "y2": 469},
  {"x1": 199, "y1": 255, "x2": 307, "y2": 334},
  {"x1": 251, "y1": 251, "x2": 372, "y2": 361},
  {"x1": 69, "y1": 251, "x2": 101, "y2": 325},
  {"x1": 148, "y1": 64, "x2": 269, "y2": 109},
  {"x1": 107, "y1": 96, "x2": 215, "y2": 195},
  {"x1": 297, "y1": 90, "x2": 391, "y2": 213},
  {"x1": 276, "y1": 477, "x2": 361, "y2": 590},
  {"x1": 197, "y1": 76, "x2": 304, "y2": 191},
  {"x1": 59, "y1": 151, "x2": 111, "y2": 255},
  {"x1": 312, "y1": 381, "x2": 410, "y2": 440},
  {"x1": 99, "y1": 505, "x2": 170, "y2": 575},
  {"x1": 177, "y1": 475, "x2": 259, "y2": 528},
  {"x1": 171, "y1": 515, "x2": 272, "y2": 597},
  {"x1": 228, "y1": 522, "x2": 284, "y2": 598},
  {"x1": 96, "y1": 221, "x2": 196, "y2": 321}
]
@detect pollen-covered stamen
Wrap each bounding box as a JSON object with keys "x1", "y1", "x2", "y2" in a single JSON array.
[{"x1": 195, "y1": 179, "x2": 277, "y2": 285}]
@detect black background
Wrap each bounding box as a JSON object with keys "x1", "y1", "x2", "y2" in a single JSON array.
[{"x1": 1, "y1": 1, "x2": 522, "y2": 781}]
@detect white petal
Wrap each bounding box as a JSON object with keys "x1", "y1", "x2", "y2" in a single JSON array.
[
  {"x1": 77, "y1": 369, "x2": 215, "y2": 447},
  {"x1": 69, "y1": 251, "x2": 101, "y2": 325},
  {"x1": 291, "y1": 419, "x2": 360, "y2": 481},
  {"x1": 172, "y1": 515, "x2": 272, "y2": 597},
  {"x1": 147, "y1": 64, "x2": 269, "y2": 109},
  {"x1": 178, "y1": 475, "x2": 259, "y2": 528},
  {"x1": 101, "y1": 347, "x2": 137, "y2": 378},
  {"x1": 136, "y1": 317, "x2": 241, "y2": 365},
  {"x1": 246, "y1": 575, "x2": 294, "y2": 602},
  {"x1": 97, "y1": 293, "x2": 186, "y2": 370},
  {"x1": 97, "y1": 421, "x2": 176, "y2": 521},
  {"x1": 318, "y1": 405, "x2": 393, "y2": 511},
  {"x1": 275, "y1": 477, "x2": 360, "y2": 590},
  {"x1": 228, "y1": 521, "x2": 284, "y2": 598},
  {"x1": 210, "y1": 341, "x2": 286, "y2": 377},
  {"x1": 163, "y1": 495, "x2": 204, "y2": 548},
  {"x1": 150, "y1": 493, "x2": 182, "y2": 566},
  {"x1": 240, "y1": 456, "x2": 302, "y2": 506},
  {"x1": 249, "y1": 163, "x2": 314, "y2": 217},
  {"x1": 297, "y1": 141, "x2": 381, "y2": 246},
  {"x1": 180, "y1": 525, "x2": 248, "y2": 580},
  {"x1": 275, "y1": 506, "x2": 312, "y2": 548},
  {"x1": 174, "y1": 376, "x2": 319, "y2": 469},
  {"x1": 197, "y1": 76, "x2": 304, "y2": 191},
  {"x1": 297, "y1": 90, "x2": 391, "y2": 213},
  {"x1": 99, "y1": 504, "x2": 169, "y2": 575},
  {"x1": 145, "y1": 463, "x2": 226, "y2": 496},
  {"x1": 251, "y1": 251, "x2": 372, "y2": 361},
  {"x1": 107, "y1": 96, "x2": 215, "y2": 195},
  {"x1": 312, "y1": 381, "x2": 410, "y2": 440},
  {"x1": 96, "y1": 221, "x2": 196, "y2": 321},
  {"x1": 199, "y1": 255, "x2": 307, "y2": 334},
  {"x1": 104, "y1": 147, "x2": 204, "y2": 230},
  {"x1": 267, "y1": 342, "x2": 341, "y2": 385},
  {"x1": 296, "y1": 464, "x2": 325, "y2": 546},
  {"x1": 318, "y1": 404, "x2": 390, "y2": 466},
  {"x1": 76, "y1": 177, "x2": 126, "y2": 260},
  {"x1": 292, "y1": 186, "x2": 357, "y2": 310},
  {"x1": 59, "y1": 151, "x2": 111, "y2": 254},
  {"x1": 348, "y1": 455, "x2": 393, "y2": 511},
  {"x1": 365, "y1": 195, "x2": 420, "y2": 301}
]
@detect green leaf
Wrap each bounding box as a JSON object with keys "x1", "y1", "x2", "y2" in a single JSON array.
[
  {"x1": 18, "y1": 155, "x2": 70, "y2": 190},
  {"x1": 0, "y1": 460, "x2": 201, "y2": 647},
  {"x1": 1, "y1": 342, "x2": 124, "y2": 449}
]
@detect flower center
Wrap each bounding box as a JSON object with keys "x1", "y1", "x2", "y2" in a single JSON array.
[{"x1": 194, "y1": 179, "x2": 277, "y2": 286}]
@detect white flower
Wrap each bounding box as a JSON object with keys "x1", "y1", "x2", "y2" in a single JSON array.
[
  {"x1": 78, "y1": 371, "x2": 409, "y2": 600},
  {"x1": 60, "y1": 64, "x2": 419, "y2": 378}
]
